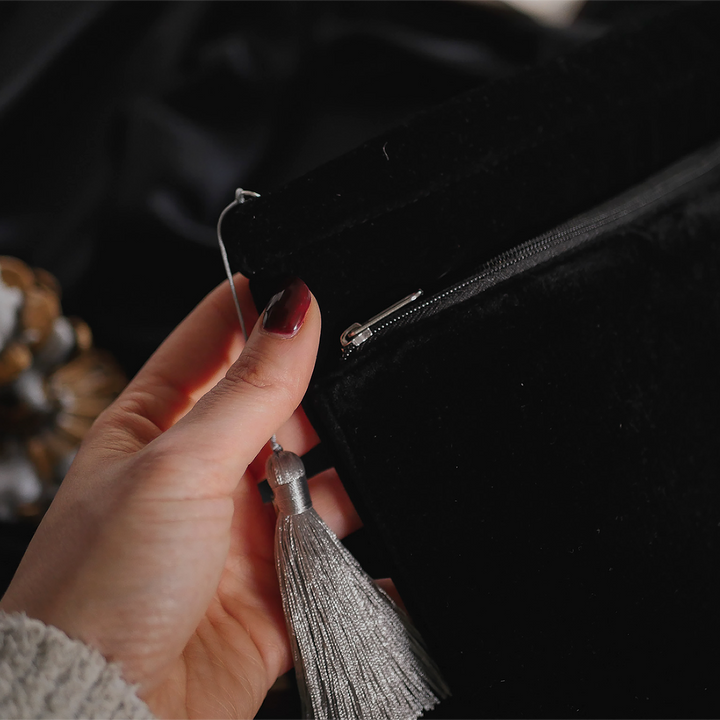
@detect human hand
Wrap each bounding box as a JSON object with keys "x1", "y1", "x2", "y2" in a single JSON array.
[{"x1": 0, "y1": 275, "x2": 362, "y2": 718}]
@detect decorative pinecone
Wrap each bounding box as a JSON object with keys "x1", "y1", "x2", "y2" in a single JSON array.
[{"x1": 0, "y1": 257, "x2": 126, "y2": 521}]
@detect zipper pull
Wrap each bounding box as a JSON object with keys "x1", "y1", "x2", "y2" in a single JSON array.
[{"x1": 340, "y1": 290, "x2": 423, "y2": 352}]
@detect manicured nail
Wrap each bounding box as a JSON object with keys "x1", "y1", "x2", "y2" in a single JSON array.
[{"x1": 262, "y1": 278, "x2": 311, "y2": 338}]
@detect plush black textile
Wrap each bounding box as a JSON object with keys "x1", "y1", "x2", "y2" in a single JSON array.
[
  {"x1": 220, "y1": 3, "x2": 720, "y2": 717},
  {"x1": 308, "y1": 175, "x2": 720, "y2": 717},
  {"x1": 228, "y1": 2, "x2": 720, "y2": 378}
]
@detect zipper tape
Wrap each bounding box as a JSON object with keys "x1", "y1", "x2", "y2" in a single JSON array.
[{"x1": 340, "y1": 139, "x2": 720, "y2": 357}]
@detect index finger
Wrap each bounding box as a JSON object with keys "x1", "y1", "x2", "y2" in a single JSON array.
[{"x1": 90, "y1": 275, "x2": 257, "y2": 452}]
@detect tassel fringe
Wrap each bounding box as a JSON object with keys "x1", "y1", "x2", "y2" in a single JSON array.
[{"x1": 275, "y1": 505, "x2": 450, "y2": 719}]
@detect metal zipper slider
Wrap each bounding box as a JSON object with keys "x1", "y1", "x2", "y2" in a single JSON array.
[{"x1": 340, "y1": 290, "x2": 423, "y2": 351}]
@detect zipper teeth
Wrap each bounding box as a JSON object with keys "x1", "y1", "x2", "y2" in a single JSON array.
[{"x1": 343, "y1": 145, "x2": 720, "y2": 358}]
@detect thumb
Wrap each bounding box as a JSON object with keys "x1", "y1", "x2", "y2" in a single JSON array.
[{"x1": 150, "y1": 277, "x2": 320, "y2": 496}]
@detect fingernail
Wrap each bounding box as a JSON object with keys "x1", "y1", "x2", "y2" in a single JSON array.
[{"x1": 262, "y1": 278, "x2": 311, "y2": 338}]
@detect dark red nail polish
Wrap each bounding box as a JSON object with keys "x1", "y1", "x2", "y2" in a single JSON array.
[{"x1": 262, "y1": 278, "x2": 311, "y2": 337}]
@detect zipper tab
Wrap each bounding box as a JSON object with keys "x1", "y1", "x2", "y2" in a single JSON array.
[{"x1": 340, "y1": 290, "x2": 423, "y2": 351}]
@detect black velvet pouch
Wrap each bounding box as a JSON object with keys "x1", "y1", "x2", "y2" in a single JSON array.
[{"x1": 221, "y1": 4, "x2": 720, "y2": 717}]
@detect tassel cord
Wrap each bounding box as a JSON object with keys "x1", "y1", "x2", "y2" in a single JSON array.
[{"x1": 218, "y1": 189, "x2": 449, "y2": 719}]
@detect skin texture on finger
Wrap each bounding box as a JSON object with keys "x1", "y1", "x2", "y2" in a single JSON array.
[
  {"x1": 308, "y1": 467, "x2": 363, "y2": 539},
  {"x1": 149, "y1": 294, "x2": 321, "y2": 500},
  {"x1": 246, "y1": 405, "x2": 319, "y2": 484},
  {"x1": 245, "y1": 410, "x2": 363, "y2": 545},
  {"x1": 88, "y1": 275, "x2": 252, "y2": 455},
  {"x1": 375, "y1": 578, "x2": 404, "y2": 612},
  {"x1": 1, "y1": 278, "x2": 319, "y2": 688}
]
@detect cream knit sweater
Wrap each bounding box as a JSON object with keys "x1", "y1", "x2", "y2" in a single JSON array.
[{"x1": 0, "y1": 612, "x2": 154, "y2": 719}]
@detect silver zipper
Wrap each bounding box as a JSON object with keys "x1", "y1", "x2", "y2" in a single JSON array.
[
  {"x1": 340, "y1": 290, "x2": 423, "y2": 350},
  {"x1": 339, "y1": 139, "x2": 720, "y2": 357}
]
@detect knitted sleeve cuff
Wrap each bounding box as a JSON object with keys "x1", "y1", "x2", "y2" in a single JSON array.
[{"x1": 0, "y1": 611, "x2": 155, "y2": 719}]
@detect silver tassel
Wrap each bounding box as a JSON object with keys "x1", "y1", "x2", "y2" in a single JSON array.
[
  {"x1": 217, "y1": 189, "x2": 448, "y2": 717},
  {"x1": 266, "y1": 448, "x2": 450, "y2": 719}
]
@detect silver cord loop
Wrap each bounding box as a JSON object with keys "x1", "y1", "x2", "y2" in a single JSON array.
[
  {"x1": 217, "y1": 189, "x2": 260, "y2": 339},
  {"x1": 217, "y1": 188, "x2": 282, "y2": 453}
]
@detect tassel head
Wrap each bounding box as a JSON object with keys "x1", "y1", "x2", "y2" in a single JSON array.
[{"x1": 266, "y1": 450, "x2": 311, "y2": 516}]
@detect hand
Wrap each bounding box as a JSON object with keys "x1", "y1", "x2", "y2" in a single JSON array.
[{"x1": 0, "y1": 275, "x2": 362, "y2": 718}]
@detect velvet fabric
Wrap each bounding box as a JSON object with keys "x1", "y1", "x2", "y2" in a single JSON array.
[
  {"x1": 0, "y1": 0, "x2": 590, "y2": 599},
  {"x1": 308, "y1": 174, "x2": 720, "y2": 717},
  {"x1": 220, "y1": 3, "x2": 720, "y2": 717},
  {"x1": 228, "y1": 2, "x2": 720, "y2": 376},
  {"x1": 0, "y1": 0, "x2": 585, "y2": 377}
]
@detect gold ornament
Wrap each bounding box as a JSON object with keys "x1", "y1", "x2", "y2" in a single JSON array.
[{"x1": 0, "y1": 256, "x2": 126, "y2": 521}]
